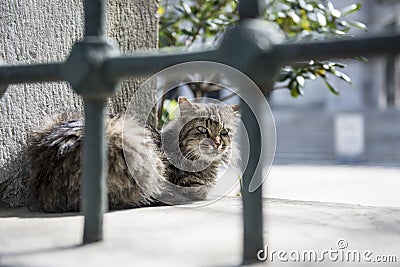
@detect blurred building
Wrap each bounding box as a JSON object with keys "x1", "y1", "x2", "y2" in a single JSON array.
[{"x1": 270, "y1": 0, "x2": 400, "y2": 166}]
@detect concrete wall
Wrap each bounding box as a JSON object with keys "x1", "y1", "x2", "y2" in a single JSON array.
[
  {"x1": 107, "y1": 0, "x2": 158, "y2": 118},
  {"x1": 0, "y1": 0, "x2": 158, "y2": 206}
]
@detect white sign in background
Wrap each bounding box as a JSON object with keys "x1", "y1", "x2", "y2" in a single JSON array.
[{"x1": 334, "y1": 113, "x2": 365, "y2": 158}]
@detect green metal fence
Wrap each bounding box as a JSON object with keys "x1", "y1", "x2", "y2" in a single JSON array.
[{"x1": 0, "y1": 0, "x2": 399, "y2": 264}]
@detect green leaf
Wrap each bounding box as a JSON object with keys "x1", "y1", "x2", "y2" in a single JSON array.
[
  {"x1": 179, "y1": 29, "x2": 191, "y2": 36},
  {"x1": 332, "y1": 70, "x2": 352, "y2": 83},
  {"x1": 323, "y1": 79, "x2": 339, "y2": 95},
  {"x1": 333, "y1": 62, "x2": 346, "y2": 68},
  {"x1": 296, "y1": 75, "x2": 305, "y2": 87},
  {"x1": 299, "y1": 0, "x2": 313, "y2": 12},
  {"x1": 330, "y1": 9, "x2": 341, "y2": 19},
  {"x1": 298, "y1": 86, "x2": 304, "y2": 95},
  {"x1": 322, "y1": 64, "x2": 330, "y2": 70},
  {"x1": 327, "y1": 1, "x2": 335, "y2": 11},
  {"x1": 289, "y1": 79, "x2": 298, "y2": 97},
  {"x1": 289, "y1": 79, "x2": 304, "y2": 97},
  {"x1": 287, "y1": 10, "x2": 301, "y2": 24},
  {"x1": 277, "y1": 11, "x2": 287, "y2": 18},
  {"x1": 206, "y1": 21, "x2": 218, "y2": 30},
  {"x1": 332, "y1": 29, "x2": 347, "y2": 35},
  {"x1": 290, "y1": 87, "x2": 299, "y2": 98},
  {"x1": 341, "y1": 3, "x2": 362, "y2": 17},
  {"x1": 316, "y1": 12, "x2": 327, "y2": 27},
  {"x1": 174, "y1": 4, "x2": 188, "y2": 15},
  {"x1": 181, "y1": 2, "x2": 192, "y2": 15},
  {"x1": 354, "y1": 56, "x2": 368, "y2": 62},
  {"x1": 348, "y1": 21, "x2": 367, "y2": 30},
  {"x1": 339, "y1": 21, "x2": 349, "y2": 27}
]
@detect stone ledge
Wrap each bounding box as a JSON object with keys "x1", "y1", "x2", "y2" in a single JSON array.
[{"x1": 0, "y1": 197, "x2": 399, "y2": 267}]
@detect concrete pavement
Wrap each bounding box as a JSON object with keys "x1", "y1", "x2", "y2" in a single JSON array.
[{"x1": 1, "y1": 165, "x2": 399, "y2": 267}]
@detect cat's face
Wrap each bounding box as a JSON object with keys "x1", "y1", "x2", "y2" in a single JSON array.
[{"x1": 177, "y1": 97, "x2": 240, "y2": 163}]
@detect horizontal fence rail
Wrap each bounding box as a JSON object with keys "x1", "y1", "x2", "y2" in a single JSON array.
[
  {"x1": 1, "y1": 33, "x2": 400, "y2": 87},
  {"x1": 275, "y1": 33, "x2": 400, "y2": 63},
  {"x1": 1, "y1": 33, "x2": 400, "y2": 85},
  {"x1": 0, "y1": 62, "x2": 64, "y2": 86},
  {"x1": 0, "y1": 0, "x2": 399, "y2": 264}
]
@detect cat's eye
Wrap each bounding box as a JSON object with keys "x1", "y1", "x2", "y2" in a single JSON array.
[
  {"x1": 197, "y1": 126, "x2": 208, "y2": 134},
  {"x1": 220, "y1": 129, "x2": 229, "y2": 135}
]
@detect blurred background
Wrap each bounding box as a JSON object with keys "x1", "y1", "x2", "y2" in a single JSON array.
[
  {"x1": 159, "y1": 0, "x2": 400, "y2": 167},
  {"x1": 271, "y1": 0, "x2": 400, "y2": 166}
]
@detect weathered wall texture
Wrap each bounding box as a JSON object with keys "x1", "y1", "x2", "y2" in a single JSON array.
[
  {"x1": 107, "y1": 0, "x2": 158, "y2": 117},
  {"x1": 0, "y1": 0, "x2": 158, "y2": 206}
]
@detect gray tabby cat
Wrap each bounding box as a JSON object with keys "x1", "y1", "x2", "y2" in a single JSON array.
[{"x1": 27, "y1": 97, "x2": 240, "y2": 212}]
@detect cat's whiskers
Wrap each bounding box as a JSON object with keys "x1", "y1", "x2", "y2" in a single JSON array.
[{"x1": 182, "y1": 147, "x2": 201, "y2": 160}]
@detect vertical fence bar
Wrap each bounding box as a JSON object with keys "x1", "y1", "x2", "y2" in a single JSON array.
[
  {"x1": 81, "y1": 0, "x2": 108, "y2": 243},
  {"x1": 239, "y1": 0, "x2": 261, "y2": 19},
  {"x1": 82, "y1": 100, "x2": 108, "y2": 243},
  {"x1": 238, "y1": 0, "x2": 265, "y2": 264},
  {"x1": 241, "y1": 99, "x2": 264, "y2": 264},
  {"x1": 84, "y1": 0, "x2": 107, "y2": 37}
]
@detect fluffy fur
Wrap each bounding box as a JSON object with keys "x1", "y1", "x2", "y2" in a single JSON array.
[
  {"x1": 28, "y1": 114, "x2": 164, "y2": 212},
  {"x1": 27, "y1": 97, "x2": 240, "y2": 212}
]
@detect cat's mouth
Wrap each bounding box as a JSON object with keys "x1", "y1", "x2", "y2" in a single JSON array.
[
  {"x1": 181, "y1": 140, "x2": 226, "y2": 162},
  {"x1": 198, "y1": 144, "x2": 224, "y2": 161}
]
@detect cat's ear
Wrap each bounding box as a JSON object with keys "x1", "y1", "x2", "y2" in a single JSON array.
[{"x1": 178, "y1": 96, "x2": 196, "y2": 115}]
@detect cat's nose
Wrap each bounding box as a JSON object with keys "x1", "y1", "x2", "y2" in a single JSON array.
[{"x1": 212, "y1": 138, "x2": 221, "y2": 149}]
